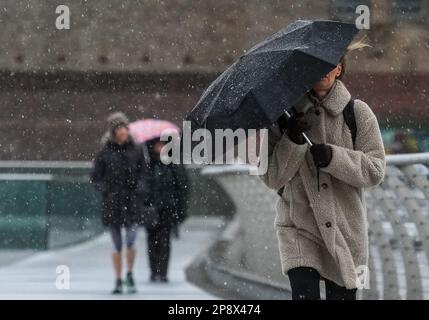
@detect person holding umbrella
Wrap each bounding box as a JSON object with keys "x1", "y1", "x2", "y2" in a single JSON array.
[
  {"x1": 128, "y1": 119, "x2": 189, "y2": 283},
  {"x1": 259, "y1": 41, "x2": 386, "y2": 300},
  {"x1": 187, "y1": 20, "x2": 385, "y2": 300},
  {"x1": 91, "y1": 114, "x2": 147, "y2": 294},
  {"x1": 145, "y1": 137, "x2": 189, "y2": 282}
]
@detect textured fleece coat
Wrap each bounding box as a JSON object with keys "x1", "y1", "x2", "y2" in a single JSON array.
[{"x1": 259, "y1": 80, "x2": 386, "y2": 289}]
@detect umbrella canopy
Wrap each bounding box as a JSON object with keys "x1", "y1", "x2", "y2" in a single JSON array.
[
  {"x1": 188, "y1": 20, "x2": 359, "y2": 132},
  {"x1": 129, "y1": 119, "x2": 180, "y2": 144}
]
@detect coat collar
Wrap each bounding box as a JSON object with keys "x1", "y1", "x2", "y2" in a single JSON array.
[
  {"x1": 309, "y1": 80, "x2": 351, "y2": 116},
  {"x1": 106, "y1": 138, "x2": 135, "y2": 151}
]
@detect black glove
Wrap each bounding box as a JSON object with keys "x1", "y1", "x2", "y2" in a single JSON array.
[
  {"x1": 310, "y1": 144, "x2": 333, "y2": 168},
  {"x1": 286, "y1": 112, "x2": 311, "y2": 145}
]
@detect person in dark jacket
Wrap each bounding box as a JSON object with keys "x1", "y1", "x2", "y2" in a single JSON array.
[
  {"x1": 91, "y1": 116, "x2": 147, "y2": 294},
  {"x1": 145, "y1": 138, "x2": 189, "y2": 282}
]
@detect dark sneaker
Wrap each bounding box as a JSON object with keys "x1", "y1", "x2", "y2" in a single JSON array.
[
  {"x1": 125, "y1": 272, "x2": 137, "y2": 294},
  {"x1": 159, "y1": 275, "x2": 169, "y2": 283},
  {"x1": 112, "y1": 279, "x2": 123, "y2": 294}
]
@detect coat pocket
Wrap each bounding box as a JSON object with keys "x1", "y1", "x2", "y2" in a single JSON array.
[
  {"x1": 274, "y1": 196, "x2": 293, "y2": 227},
  {"x1": 276, "y1": 226, "x2": 301, "y2": 259}
]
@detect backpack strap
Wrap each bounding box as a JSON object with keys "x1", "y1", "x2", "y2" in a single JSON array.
[
  {"x1": 277, "y1": 113, "x2": 289, "y2": 135},
  {"x1": 277, "y1": 186, "x2": 285, "y2": 197},
  {"x1": 342, "y1": 99, "x2": 357, "y2": 150}
]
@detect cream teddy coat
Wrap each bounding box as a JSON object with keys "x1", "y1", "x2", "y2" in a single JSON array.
[{"x1": 259, "y1": 80, "x2": 386, "y2": 289}]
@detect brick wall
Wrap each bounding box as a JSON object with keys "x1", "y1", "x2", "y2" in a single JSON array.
[{"x1": 0, "y1": 71, "x2": 427, "y2": 160}]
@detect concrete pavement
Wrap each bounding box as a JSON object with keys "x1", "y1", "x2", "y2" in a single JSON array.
[{"x1": 0, "y1": 217, "x2": 223, "y2": 300}]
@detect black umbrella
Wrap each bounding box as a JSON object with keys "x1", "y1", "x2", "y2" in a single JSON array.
[{"x1": 188, "y1": 20, "x2": 359, "y2": 134}]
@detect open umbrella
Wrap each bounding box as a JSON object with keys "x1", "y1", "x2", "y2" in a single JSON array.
[
  {"x1": 129, "y1": 119, "x2": 180, "y2": 144},
  {"x1": 188, "y1": 20, "x2": 359, "y2": 135}
]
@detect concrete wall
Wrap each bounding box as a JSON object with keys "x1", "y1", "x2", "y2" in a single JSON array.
[
  {"x1": 0, "y1": 1, "x2": 428, "y2": 160},
  {"x1": 0, "y1": 71, "x2": 427, "y2": 160},
  {"x1": 0, "y1": 0, "x2": 427, "y2": 73},
  {"x1": 0, "y1": 71, "x2": 210, "y2": 160}
]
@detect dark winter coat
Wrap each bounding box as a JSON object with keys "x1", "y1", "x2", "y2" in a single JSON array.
[
  {"x1": 91, "y1": 139, "x2": 148, "y2": 226},
  {"x1": 147, "y1": 158, "x2": 189, "y2": 227}
]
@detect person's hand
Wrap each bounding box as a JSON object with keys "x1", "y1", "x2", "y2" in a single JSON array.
[
  {"x1": 287, "y1": 112, "x2": 311, "y2": 145},
  {"x1": 310, "y1": 144, "x2": 332, "y2": 168}
]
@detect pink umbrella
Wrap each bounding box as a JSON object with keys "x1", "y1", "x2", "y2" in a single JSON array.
[{"x1": 128, "y1": 119, "x2": 180, "y2": 144}]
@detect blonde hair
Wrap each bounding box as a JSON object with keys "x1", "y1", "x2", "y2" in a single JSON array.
[{"x1": 338, "y1": 38, "x2": 371, "y2": 79}]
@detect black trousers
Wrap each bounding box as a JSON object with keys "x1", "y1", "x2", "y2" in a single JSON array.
[
  {"x1": 288, "y1": 267, "x2": 357, "y2": 300},
  {"x1": 147, "y1": 225, "x2": 171, "y2": 277}
]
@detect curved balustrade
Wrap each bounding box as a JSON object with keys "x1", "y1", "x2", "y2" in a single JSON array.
[{"x1": 202, "y1": 153, "x2": 429, "y2": 300}]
